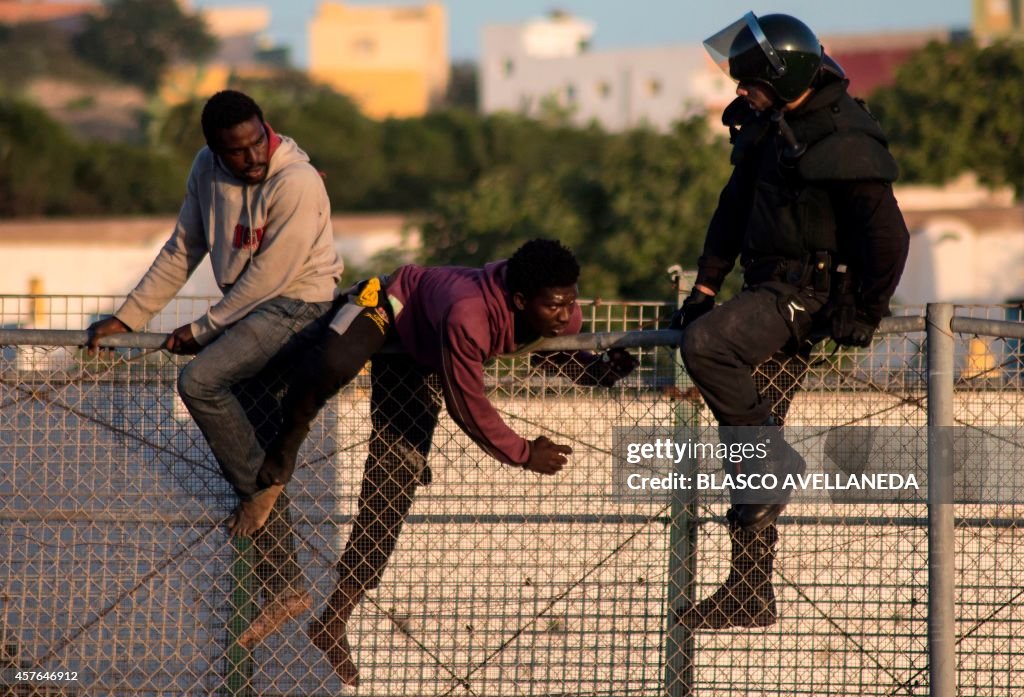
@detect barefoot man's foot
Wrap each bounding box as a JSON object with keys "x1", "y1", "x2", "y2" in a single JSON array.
[
  {"x1": 227, "y1": 484, "x2": 285, "y2": 538},
  {"x1": 237, "y1": 590, "x2": 312, "y2": 648},
  {"x1": 309, "y1": 583, "x2": 363, "y2": 686}
]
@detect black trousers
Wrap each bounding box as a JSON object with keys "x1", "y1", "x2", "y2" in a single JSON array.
[
  {"x1": 336, "y1": 354, "x2": 442, "y2": 590},
  {"x1": 262, "y1": 291, "x2": 442, "y2": 592},
  {"x1": 679, "y1": 282, "x2": 829, "y2": 428}
]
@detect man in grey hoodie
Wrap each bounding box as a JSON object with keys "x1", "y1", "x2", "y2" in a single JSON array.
[{"x1": 86, "y1": 90, "x2": 343, "y2": 647}]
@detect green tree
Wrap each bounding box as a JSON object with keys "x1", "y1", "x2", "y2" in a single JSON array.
[
  {"x1": 0, "y1": 98, "x2": 78, "y2": 215},
  {"x1": 574, "y1": 119, "x2": 730, "y2": 298},
  {"x1": 871, "y1": 39, "x2": 1024, "y2": 194},
  {"x1": 70, "y1": 141, "x2": 187, "y2": 214},
  {"x1": 421, "y1": 116, "x2": 731, "y2": 301},
  {"x1": 73, "y1": 0, "x2": 217, "y2": 92},
  {"x1": 365, "y1": 109, "x2": 488, "y2": 209},
  {"x1": 444, "y1": 61, "x2": 479, "y2": 112},
  {"x1": 0, "y1": 96, "x2": 186, "y2": 216},
  {"x1": 0, "y1": 22, "x2": 114, "y2": 89}
]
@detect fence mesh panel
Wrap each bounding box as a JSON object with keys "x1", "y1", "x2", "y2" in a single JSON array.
[
  {"x1": 1, "y1": 297, "x2": 1021, "y2": 696},
  {"x1": 949, "y1": 306, "x2": 1024, "y2": 697}
]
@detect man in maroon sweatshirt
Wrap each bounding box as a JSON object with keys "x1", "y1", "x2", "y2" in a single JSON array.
[{"x1": 233, "y1": 239, "x2": 635, "y2": 685}]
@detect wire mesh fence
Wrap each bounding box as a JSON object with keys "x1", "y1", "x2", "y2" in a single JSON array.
[{"x1": 0, "y1": 296, "x2": 1022, "y2": 696}]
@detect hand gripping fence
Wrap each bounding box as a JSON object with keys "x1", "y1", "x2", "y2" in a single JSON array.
[{"x1": 1, "y1": 299, "x2": 1022, "y2": 696}]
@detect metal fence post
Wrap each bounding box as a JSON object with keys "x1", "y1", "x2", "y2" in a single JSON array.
[
  {"x1": 926, "y1": 303, "x2": 956, "y2": 697},
  {"x1": 220, "y1": 538, "x2": 258, "y2": 697},
  {"x1": 664, "y1": 267, "x2": 698, "y2": 697}
]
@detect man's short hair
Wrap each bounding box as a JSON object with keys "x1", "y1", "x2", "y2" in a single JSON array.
[
  {"x1": 201, "y1": 90, "x2": 264, "y2": 151},
  {"x1": 505, "y1": 239, "x2": 580, "y2": 298}
]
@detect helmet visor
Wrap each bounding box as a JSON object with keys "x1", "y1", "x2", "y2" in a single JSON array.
[{"x1": 703, "y1": 12, "x2": 787, "y2": 83}]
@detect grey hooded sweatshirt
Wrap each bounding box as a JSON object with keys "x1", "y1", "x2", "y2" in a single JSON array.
[{"x1": 114, "y1": 126, "x2": 343, "y2": 344}]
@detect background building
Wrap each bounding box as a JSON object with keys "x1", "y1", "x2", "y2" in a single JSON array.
[
  {"x1": 480, "y1": 11, "x2": 733, "y2": 132},
  {"x1": 0, "y1": 0, "x2": 98, "y2": 31},
  {"x1": 480, "y1": 12, "x2": 952, "y2": 132},
  {"x1": 896, "y1": 175, "x2": 1024, "y2": 305},
  {"x1": 824, "y1": 29, "x2": 951, "y2": 97},
  {"x1": 308, "y1": 1, "x2": 447, "y2": 119},
  {"x1": 974, "y1": 0, "x2": 1024, "y2": 42},
  {"x1": 160, "y1": 5, "x2": 286, "y2": 107}
]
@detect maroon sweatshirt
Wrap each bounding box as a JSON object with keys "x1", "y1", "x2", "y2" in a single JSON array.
[{"x1": 384, "y1": 261, "x2": 583, "y2": 465}]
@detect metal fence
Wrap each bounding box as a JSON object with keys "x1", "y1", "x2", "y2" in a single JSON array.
[{"x1": 0, "y1": 296, "x2": 1022, "y2": 696}]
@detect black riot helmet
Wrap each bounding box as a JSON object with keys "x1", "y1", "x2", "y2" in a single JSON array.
[{"x1": 704, "y1": 12, "x2": 823, "y2": 103}]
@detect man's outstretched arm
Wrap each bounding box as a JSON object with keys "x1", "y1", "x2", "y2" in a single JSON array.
[
  {"x1": 531, "y1": 348, "x2": 637, "y2": 387},
  {"x1": 440, "y1": 308, "x2": 575, "y2": 474}
]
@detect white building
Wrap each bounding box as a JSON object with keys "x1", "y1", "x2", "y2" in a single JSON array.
[
  {"x1": 895, "y1": 176, "x2": 1024, "y2": 305},
  {"x1": 480, "y1": 12, "x2": 734, "y2": 131}
]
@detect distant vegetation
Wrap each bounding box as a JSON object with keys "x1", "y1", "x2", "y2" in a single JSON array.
[
  {"x1": 74, "y1": 0, "x2": 216, "y2": 91},
  {"x1": 2, "y1": 5, "x2": 1024, "y2": 299},
  {"x1": 871, "y1": 38, "x2": 1024, "y2": 197},
  {"x1": 0, "y1": 22, "x2": 115, "y2": 89}
]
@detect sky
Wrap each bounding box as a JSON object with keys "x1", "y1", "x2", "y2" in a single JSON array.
[{"x1": 191, "y1": 0, "x2": 972, "y2": 67}]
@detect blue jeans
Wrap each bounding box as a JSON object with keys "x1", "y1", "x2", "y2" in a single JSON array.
[{"x1": 178, "y1": 296, "x2": 333, "y2": 598}]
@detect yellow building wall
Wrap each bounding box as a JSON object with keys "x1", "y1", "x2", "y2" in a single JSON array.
[
  {"x1": 974, "y1": 0, "x2": 1024, "y2": 40},
  {"x1": 308, "y1": 1, "x2": 448, "y2": 118},
  {"x1": 159, "y1": 64, "x2": 279, "y2": 107},
  {"x1": 313, "y1": 69, "x2": 430, "y2": 119},
  {"x1": 160, "y1": 64, "x2": 232, "y2": 107}
]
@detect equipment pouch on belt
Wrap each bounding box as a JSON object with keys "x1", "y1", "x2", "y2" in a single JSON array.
[{"x1": 761, "y1": 282, "x2": 816, "y2": 347}]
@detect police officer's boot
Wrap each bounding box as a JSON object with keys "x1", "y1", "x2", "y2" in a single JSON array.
[
  {"x1": 676, "y1": 512, "x2": 778, "y2": 630},
  {"x1": 731, "y1": 421, "x2": 805, "y2": 532}
]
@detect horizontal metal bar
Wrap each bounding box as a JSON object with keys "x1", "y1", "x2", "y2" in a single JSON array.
[
  {"x1": 879, "y1": 315, "x2": 927, "y2": 334},
  {"x1": 0, "y1": 328, "x2": 679, "y2": 352},
  {"x1": 0, "y1": 314, "x2": 927, "y2": 354},
  {"x1": 0, "y1": 329, "x2": 168, "y2": 349},
  {"x1": 952, "y1": 316, "x2": 1024, "y2": 340},
  {"x1": 2, "y1": 510, "x2": 1019, "y2": 529},
  {"x1": 0, "y1": 510, "x2": 670, "y2": 526}
]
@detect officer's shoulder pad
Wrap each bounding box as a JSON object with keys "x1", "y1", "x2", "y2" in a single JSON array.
[{"x1": 798, "y1": 131, "x2": 900, "y2": 182}]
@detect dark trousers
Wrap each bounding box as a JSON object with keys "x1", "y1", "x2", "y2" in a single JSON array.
[
  {"x1": 337, "y1": 354, "x2": 442, "y2": 590},
  {"x1": 679, "y1": 282, "x2": 828, "y2": 427},
  {"x1": 177, "y1": 297, "x2": 333, "y2": 601},
  {"x1": 261, "y1": 292, "x2": 441, "y2": 592},
  {"x1": 232, "y1": 375, "x2": 308, "y2": 601}
]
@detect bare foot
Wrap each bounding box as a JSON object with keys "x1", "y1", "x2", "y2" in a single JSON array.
[
  {"x1": 237, "y1": 590, "x2": 312, "y2": 648},
  {"x1": 308, "y1": 584, "x2": 363, "y2": 686},
  {"x1": 227, "y1": 484, "x2": 284, "y2": 538}
]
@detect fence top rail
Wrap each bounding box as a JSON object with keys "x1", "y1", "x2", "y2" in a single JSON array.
[
  {"x1": 0, "y1": 314, "x2": 928, "y2": 352},
  {"x1": 951, "y1": 316, "x2": 1024, "y2": 340}
]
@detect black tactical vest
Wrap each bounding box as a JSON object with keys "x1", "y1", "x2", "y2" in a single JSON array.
[{"x1": 725, "y1": 81, "x2": 898, "y2": 279}]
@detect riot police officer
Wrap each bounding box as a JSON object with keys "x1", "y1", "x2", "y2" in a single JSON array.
[{"x1": 674, "y1": 12, "x2": 909, "y2": 629}]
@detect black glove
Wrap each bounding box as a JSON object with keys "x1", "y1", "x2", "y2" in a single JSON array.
[
  {"x1": 669, "y1": 288, "x2": 715, "y2": 331},
  {"x1": 830, "y1": 297, "x2": 879, "y2": 348},
  {"x1": 580, "y1": 348, "x2": 637, "y2": 387}
]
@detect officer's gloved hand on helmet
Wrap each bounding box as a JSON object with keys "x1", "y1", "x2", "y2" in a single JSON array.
[
  {"x1": 669, "y1": 288, "x2": 715, "y2": 332},
  {"x1": 830, "y1": 295, "x2": 880, "y2": 348}
]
